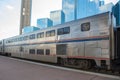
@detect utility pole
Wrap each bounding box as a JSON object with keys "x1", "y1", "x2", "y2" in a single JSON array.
[{"x1": 20, "y1": 0, "x2": 32, "y2": 34}]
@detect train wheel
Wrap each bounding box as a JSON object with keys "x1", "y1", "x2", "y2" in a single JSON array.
[
  {"x1": 78, "y1": 60, "x2": 91, "y2": 69},
  {"x1": 60, "y1": 58, "x2": 67, "y2": 66}
]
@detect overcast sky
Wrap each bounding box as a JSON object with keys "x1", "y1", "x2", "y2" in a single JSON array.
[{"x1": 0, "y1": 0, "x2": 119, "y2": 40}]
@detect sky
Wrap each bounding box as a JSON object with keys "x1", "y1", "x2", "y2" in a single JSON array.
[{"x1": 0, "y1": 0, "x2": 119, "y2": 40}]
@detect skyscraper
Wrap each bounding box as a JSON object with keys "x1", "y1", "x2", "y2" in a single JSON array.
[
  {"x1": 113, "y1": 1, "x2": 120, "y2": 26},
  {"x1": 37, "y1": 18, "x2": 53, "y2": 29},
  {"x1": 76, "y1": 0, "x2": 99, "y2": 19},
  {"x1": 20, "y1": 0, "x2": 32, "y2": 34},
  {"x1": 22, "y1": 26, "x2": 40, "y2": 34},
  {"x1": 62, "y1": 0, "x2": 77, "y2": 22},
  {"x1": 62, "y1": 0, "x2": 103, "y2": 22},
  {"x1": 50, "y1": 10, "x2": 65, "y2": 26}
]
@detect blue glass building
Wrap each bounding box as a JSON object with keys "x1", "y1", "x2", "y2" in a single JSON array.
[
  {"x1": 113, "y1": 1, "x2": 120, "y2": 26},
  {"x1": 62, "y1": 0, "x2": 104, "y2": 22},
  {"x1": 77, "y1": 0, "x2": 99, "y2": 19},
  {"x1": 37, "y1": 18, "x2": 53, "y2": 29},
  {"x1": 50, "y1": 10, "x2": 65, "y2": 26},
  {"x1": 22, "y1": 26, "x2": 40, "y2": 34},
  {"x1": 62, "y1": 0, "x2": 77, "y2": 22}
]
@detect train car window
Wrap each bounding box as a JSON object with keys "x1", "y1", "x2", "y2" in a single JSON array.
[
  {"x1": 29, "y1": 34, "x2": 36, "y2": 39},
  {"x1": 37, "y1": 32, "x2": 44, "y2": 38},
  {"x1": 24, "y1": 36, "x2": 29, "y2": 40},
  {"x1": 37, "y1": 49, "x2": 44, "y2": 55},
  {"x1": 57, "y1": 27, "x2": 70, "y2": 35},
  {"x1": 20, "y1": 37, "x2": 24, "y2": 41},
  {"x1": 46, "y1": 30, "x2": 55, "y2": 37},
  {"x1": 46, "y1": 49, "x2": 50, "y2": 55},
  {"x1": 46, "y1": 31, "x2": 51, "y2": 37},
  {"x1": 81, "y1": 22, "x2": 90, "y2": 31},
  {"x1": 57, "y1": 28, "x2": 64, "y2": 35},
  {"x1": 29, "y1": 49, "x2": 35, "y2": 54},
  {"x1": 20, "y1": 47, "x2": 24, "y2": 52},
  {"x1": 51, "y1": 30, "x2": 55, "y2": 36},
  {"x1": 14, "y1": 38, "x2": 17, "y2": 42},
  {"x1": 64, "y1": 27, "x2": 70, "y2": 34}
]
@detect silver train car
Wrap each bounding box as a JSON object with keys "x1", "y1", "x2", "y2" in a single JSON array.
[{"x1": 0, "y1": 12, "x2": 120, "y2": 70}]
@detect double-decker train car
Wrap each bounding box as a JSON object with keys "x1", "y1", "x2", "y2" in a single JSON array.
[{"x1": 0, "y1": 12, "x2": 120, "y2": 70}]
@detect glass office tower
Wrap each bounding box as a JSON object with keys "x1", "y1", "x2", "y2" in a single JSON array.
[
  {"x1": 62, "y1": 0, "x2": 104, "y2": 22},
  {"x1": 113, "y1": 1, "x2": 120, "y2": 26},
  {"x1": 77, "y1": 0, "x2": 99, "y2": 19},
  {"x1": 37, "y1": 18, "x2": 53, "y2": 29},
  {"x1": 22, "y1": 26, "x2": 40, "y2": 34},
  {"x1": 50, "y1": 10, "x2": 65, "y2": 26},
  {"x1": 62, "y1": 0, "x2": 77, "y2": 22}
]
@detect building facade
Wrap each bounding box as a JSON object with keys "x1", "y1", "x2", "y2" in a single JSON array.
[
  {"x1": 77, "y1": 0, "x2": 99, "y2": 19},
  {"x1": 50, "y1": 10, "x2": 65, "y2": 26},
  {"x1": 113, "y1": 1, "x2": 120, "y2": 26},
  {"x1": 20, "y1": 0, "x2": 32, "y2": 34},
  {"x1": 37, "y1": 18, "x2": 53, "y2": 29},
  {"x1": 62, "y1": 0, "x2": 77, "y2": 22},
  {"x1": 22, "y1": 26, "x2": 40, "y2": 34},
  {"x1": 62, "y1": 0, "x2": 104, "y2": 22}
]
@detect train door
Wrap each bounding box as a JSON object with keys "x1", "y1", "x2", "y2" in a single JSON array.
[{"x1": 20, "y1": 46, "x2": 24, "y2": 57}]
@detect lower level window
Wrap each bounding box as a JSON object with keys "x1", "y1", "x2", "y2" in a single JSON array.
[
  {"x1": 29, "y1": 49, "x2": 35, "y2": 54},
  {"x1": 37, "y1": 49, "x2": 44, "y2": 55},
  {"x1": 46, "y1": 49, "x2": 50, "y2": 55}
]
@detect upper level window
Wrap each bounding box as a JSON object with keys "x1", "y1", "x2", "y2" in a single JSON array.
[
  {"x1": 29, "y1": 34, "x2": 36, "y2": 39},
  {"x1": 81, "y1": 22, "x2": 90, "y2": 31},
  {"x1": 37, "y1": 32, "x2": 44, "y2": 38},
  {"x1": 23, "y1": 36, "x2": 29, "y2": 40},
  {"x1": 57, "y1": 27, "x2": 70, "y2": 35},
  {"x1": 19, "y1": 37, "x2": 24, "y2": 41},
  {"x1": 46, "y1": 30, "x2": 55, "y2": 37}
]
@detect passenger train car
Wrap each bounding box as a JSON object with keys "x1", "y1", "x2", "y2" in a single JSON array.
[{"x1": 0, "y1": 12, "x2": 120, "y2": 70}]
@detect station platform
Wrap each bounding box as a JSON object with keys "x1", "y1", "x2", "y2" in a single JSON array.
[{"x1": 0, "y1": 56, "x2": 119, "y2": 80}]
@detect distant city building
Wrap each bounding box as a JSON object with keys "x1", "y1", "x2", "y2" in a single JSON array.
[
  {"x1": 99, "y1": 3, "x2": 114, "y2": 13},
  {"x1": 50, "y1": 10, "x2": 65, "y2": 26},
  {"x1": 113, "y1": 1, "x2": 120, "y2": 26},
  {"x1": 37, "y1": 18, "x2": 53, "y2": 29},
  {"x1": 62, "y1": 0, "x2": 104, "y2": 22},
  {"x1": 22, "y1": 26, "x2": 40, "y2": 34},
  {"x1": 62, "y1": 0, "x2": 77, "y2": 22},
  {"x1": 77, "y1": 0, "x2": 99, "y2": 19},
  {"x1": 20, "y1": 0, "x2": 32, "y2": 34}
]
